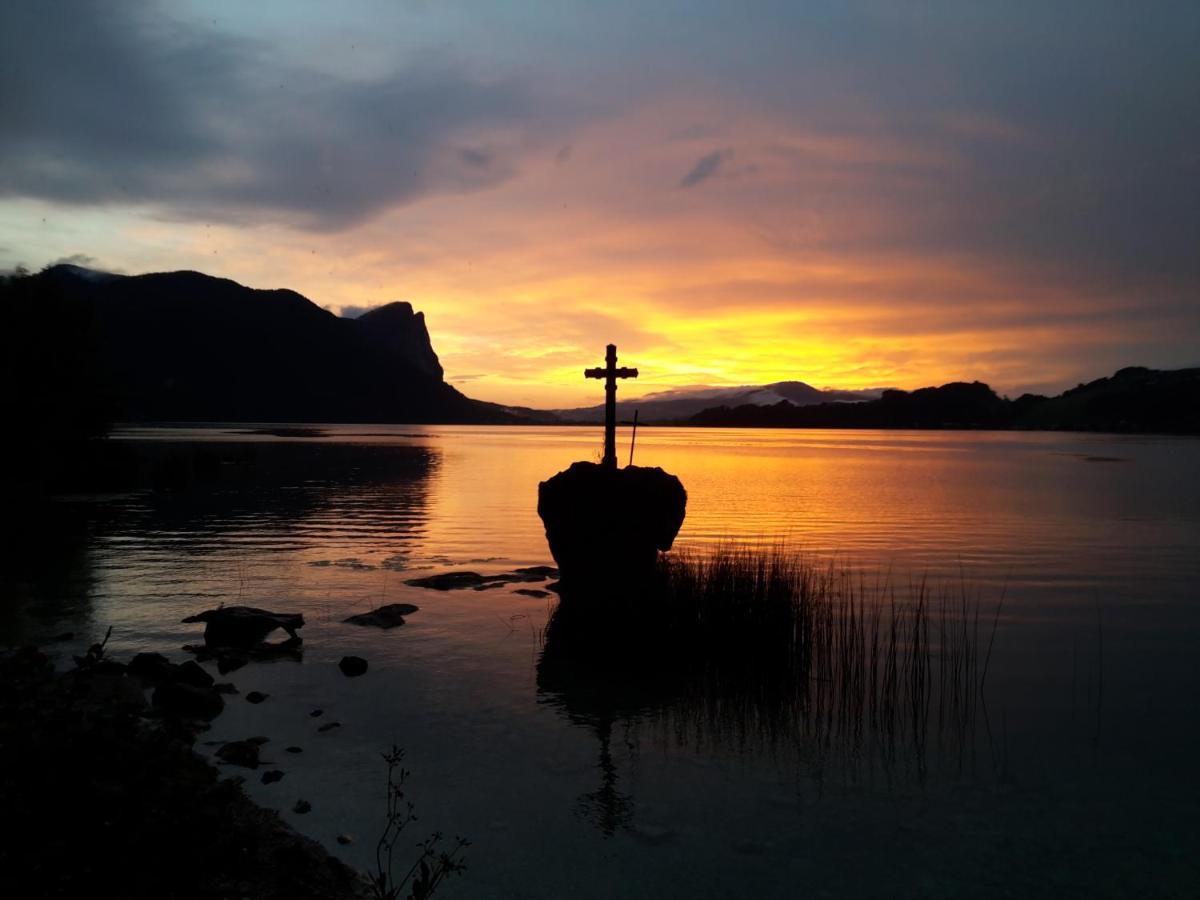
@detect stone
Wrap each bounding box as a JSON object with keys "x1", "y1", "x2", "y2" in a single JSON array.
[
  {"x1": 245, "y1": 691, "x2": 269, "y2": 704},
  {"x1": 215, "y1": 740, "x2": 261, "y2": 769},
  {"x1": 514, "y1": 588, "x2": 551, "y2": 598},
  {"x1": 404, "y1": 571, "x2": 488, "y2": 591},
  {"x1": 173, "y1": 660, "x2": 214, "y2": 689},
  {"x1": 285, "y1": 746, "x2": 303, "y2": 754},
  {"x1": 317, "y1": 722, "x2": 342, "y2": 733},
  {"x1": 151, "y1": 681, "x2": 225, "y2": 720},
  {"x1": 293, "y1": 799, "x2": 311, "y2": 814},
  {"x1": 338, "y1": 656, "x2": 368, "y2": 677},
  {"x1": 405, "y1": 570, "x2": 551, "y2": 591},
  {"x1": 309, "y1": 709, "x2": 323, "y2": 718},
  {"x1": 181, "y1": 606, "x2": 304, "y2": 648},
  {"x1": 261, "y1": 770, "x2": 285, "y2": 784},
  {"x1": 537, "y1": 462, "x2": 686, "y2": 593},
  {"x1": 336, "y1": 834, "x2": 353, "y2": 845},
  {"x1": 342, "y1": 603, "x2": 419, "y2": 629},
  {"x1": 128, "y1": 651, "x2": 174, "y2": 682},
  {"x1": 513, "y1": 566, "x2": 558, "y2": 579}
]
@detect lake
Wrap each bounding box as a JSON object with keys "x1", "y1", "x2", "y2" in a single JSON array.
[{"x1": 5, "y1": 425, "x2": 1200, "y2": 897}]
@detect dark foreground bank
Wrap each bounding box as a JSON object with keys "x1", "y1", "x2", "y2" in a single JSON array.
[{"x1": 0, "y1": 643, "x2": 369, "y2": 900}]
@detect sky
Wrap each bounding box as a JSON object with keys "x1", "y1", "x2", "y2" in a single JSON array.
[{"x1": 2, "y1": 1, "x2": 1197, "y2": 408}]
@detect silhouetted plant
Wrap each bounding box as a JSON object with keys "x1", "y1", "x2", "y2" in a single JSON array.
[{"x1": 371, "y1": 746, "x2": 469, "y2": 900}]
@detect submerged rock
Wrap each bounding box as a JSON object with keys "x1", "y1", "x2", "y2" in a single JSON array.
[
  {"x1": 181, "y1": 606, "x2": 304, "y2": 649},
  {"x1": 537, "y1": 462, "x2": 686, "y2": 592},
  {"x1": 338, "y1": 656, "x2": 368, "y2": 677},
  {"x1": 404, "y1": 571, "x2": 489, "y2": 591},
  {"x1": 261, "y1": 770, "x2": 285, "y2": 784},
  {"x1": 245, "y1": 691, "x2": 269, "y2": 704},
  {"x1": 405, "y1": 568, "x2": 554, "y2": 592},
  {"x1": 342, "y1": 603, "x2": 419, "y2": 629}
]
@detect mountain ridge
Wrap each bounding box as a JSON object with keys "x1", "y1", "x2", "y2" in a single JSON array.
[{"x1": 13, "y1": 264, "x2": 526, "y2": 425}]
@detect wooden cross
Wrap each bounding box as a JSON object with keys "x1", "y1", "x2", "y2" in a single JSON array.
[{"x1": 584, "y1": 344, "x2": 638, "y2": 469}]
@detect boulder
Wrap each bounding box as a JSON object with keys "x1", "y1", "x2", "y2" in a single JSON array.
[
  {"x1": 181, "y1": 606, "x2": 304, "y2": 648},
  {"x1": 128, "y1": 652, "x2": 173, "y2": 682},
  {"x1": 342, "y1": 603, "x2": 419, "y2": 629},
  {"x1": 215, "y1": 739, "x2": 261, "y2": 769},
  {"x1": 173, "y1": 660, "x2": 214, "y2": 689},
  {"x1": 537, "y1": 462, "x2": 686, "y2": 593},
  {"x1": 152, "y1": 681, "x2": 225, "y2": 720},
  {"x1": 338, "y1": 656, "x2": 368, "y2": 677}
]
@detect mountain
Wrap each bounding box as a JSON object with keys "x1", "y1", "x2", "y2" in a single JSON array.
[
  {"x1": 7, "y1": 264, "x2": 526, "y2": 424},
  {"x1": 551, "y1": 381, "x2": 881, "y2": 423},
  {"x1": 687, "y1": 367, "x2": 1200, "y2": 434}
]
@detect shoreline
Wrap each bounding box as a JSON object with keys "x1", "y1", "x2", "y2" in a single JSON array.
[{"x1": 0, "y1": 643, "x2": 370, "y2": 899}]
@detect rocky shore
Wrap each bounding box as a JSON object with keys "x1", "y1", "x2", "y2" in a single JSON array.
[{"x1": 0, "y1": 642, "x2": 369, "y2": 899}]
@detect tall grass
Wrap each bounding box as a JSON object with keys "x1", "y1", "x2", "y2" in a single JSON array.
[
  {"x1": 654, "y1": 546, "x2": 1000, "y2": 769},
  {"x1": 540, "y1": 544, "x2": 1002, "y2": 778}
]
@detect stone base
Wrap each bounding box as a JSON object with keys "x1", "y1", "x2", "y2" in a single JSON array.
[{"x1": 537, "y1": 462, "x2": 686, "y2": 595}]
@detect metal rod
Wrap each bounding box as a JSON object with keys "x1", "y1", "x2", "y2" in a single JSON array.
[{"x1": 628, "y1": 409, "x2": 639, "y2": 467}]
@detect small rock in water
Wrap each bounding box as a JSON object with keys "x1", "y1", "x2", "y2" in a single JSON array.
[
  {"x1": 261, "y1": 770, "x2": 285, "y2": 784},
  {"x1": 404, "y1": 571, "x2": 487, "y2": 591},
  {"x1": 338, "y1": 656, "x2": 368, "y2": 677},
  {"x1": 285, "y1": 746, "x2": 303, "y2": 754},
  {"x1": 293, "y1": 799, "x2": 312, "y2": 814},
  {"x1": 472, "y1": 582, "x2": 506, "y2": 591},
  {"x1": 514, "y1": 589, "x2": 551, "y2": 598},
  {"x1": 318, "y1": 721, "x2": 342, "y2": 733},
  {"x1": 215, "y1": 740, "x2": 261, "y2": 769},
  {"x1": 245, "y1": 691, "x2": 269, "y2": 704},
  {"x1": 309, "y1": 708, "x2": 323, "y2": 717},
  {"x1": 343, "y1": 603, "x2": 419, "y2": 629},
  {"x1": 181, "y1": 606, "x2": 304, "y2": 648},
  {"x1": 513, "y1": 566, "x2": 558, "y2": 579},
  {"x1": 336, "y1": 833, "x2": 354, "y2": 845}
]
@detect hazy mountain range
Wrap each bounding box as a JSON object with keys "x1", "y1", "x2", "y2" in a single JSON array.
[
  {"x1": 688, "y1": 368, "x2": 1200, "y2": 434},
  {"x1": 549, "y1": 382, "x2": 882, "y2": 423}
]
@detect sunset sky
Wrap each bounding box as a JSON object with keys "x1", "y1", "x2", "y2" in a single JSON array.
[{"x1": 2, "y1": 2, "x2": 1197, "y2": 408}]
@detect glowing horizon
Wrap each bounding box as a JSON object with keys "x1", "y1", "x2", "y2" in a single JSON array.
[{"x1": 2, "y1": 3, "x2": 1197, "y2": 409}]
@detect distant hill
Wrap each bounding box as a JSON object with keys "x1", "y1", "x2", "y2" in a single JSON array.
[
  {"x1": 687, "y1": 367, "x2": 1200, "y2": 434},
  {"x1": 9, "y1": 264, "x2": 530, "y2": 424},
  {"x1": 552, "y1": 381, "x2": 880, "y2": 423}
]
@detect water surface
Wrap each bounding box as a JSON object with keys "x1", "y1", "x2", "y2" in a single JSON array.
[{"x1": 6, "y1": 426, "x2": 1199, "y2": 897}]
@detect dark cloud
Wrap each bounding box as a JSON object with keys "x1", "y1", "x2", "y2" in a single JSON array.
[
  {"x1": 679, "y1": 150, "x2": 729, "y2": 188},
  {"x1": 0, "y1": 2, "x2": 561, "y2": 230}
]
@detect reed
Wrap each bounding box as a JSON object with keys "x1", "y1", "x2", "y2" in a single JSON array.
[{"x1": 643, "y1": 545, "x2": 1000, "y2": 768}]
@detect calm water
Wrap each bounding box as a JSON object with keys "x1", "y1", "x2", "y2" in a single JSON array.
[{"x1": 6, "y1": 426, "x2": 1200, "y2": 897}]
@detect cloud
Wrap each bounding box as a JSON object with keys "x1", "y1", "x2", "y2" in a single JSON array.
[
  {"x1": 338, "y1": 305, "x2": 379, "y2": 319},
  {"x1": 678, "y1": 149, "x2": 730, "y2": 188},
  {"x1": 0, "y1": 2, "x2": 565, "y2": 231}
]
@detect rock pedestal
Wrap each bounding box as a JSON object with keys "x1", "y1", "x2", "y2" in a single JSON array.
[{"x1": 537, "y1": 462, "x2": 686, "y2": 595}]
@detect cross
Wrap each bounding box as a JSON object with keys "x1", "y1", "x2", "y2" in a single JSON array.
[{"x1": 584, "y1": 344, "x2": 638, "y2": 469}]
